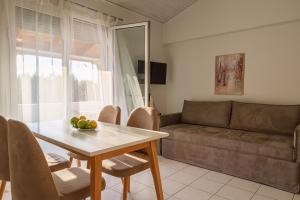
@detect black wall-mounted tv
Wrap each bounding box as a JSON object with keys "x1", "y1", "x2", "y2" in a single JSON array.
[{"x1": 138, "y1": 60, "x2": 167, "y2": 85}]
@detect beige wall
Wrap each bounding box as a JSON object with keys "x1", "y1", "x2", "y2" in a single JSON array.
[
  {"x1": 73, "y1": 0, "x2": 168, "y2": 113},
  {"x1": 164, "y1": 0, "x2": 300, "y2": 113}
]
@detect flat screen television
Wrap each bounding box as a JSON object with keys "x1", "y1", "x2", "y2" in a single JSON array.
[{"x1": 138, "y1": 60, "x2": 167, "y2": 85}]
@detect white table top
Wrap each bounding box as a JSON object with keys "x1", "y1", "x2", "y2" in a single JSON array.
[{"x1": 29, "y1": 121, "x2": 169, "y2": 157}]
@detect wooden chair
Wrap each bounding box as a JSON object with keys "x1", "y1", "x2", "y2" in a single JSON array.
[
  {"x1": 7, "y1": 119, "x2": 106, "y2": 200},
  {"x1": 0, "y1": 115, "x2": 71, "y2": 200},
  {"x1": 68, "y1": 105, "x2": 121, "y2": 167},
  {"x1": 102, "y1": 107, "x2": 158, "y2": 200},
  {"x1": 98, "y1": 105, "x2": 121, "y2": 124}
]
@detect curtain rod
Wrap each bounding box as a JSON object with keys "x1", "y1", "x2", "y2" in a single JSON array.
[{"x1": 66, "y1": 0, "x2": 123, "y2": 21}]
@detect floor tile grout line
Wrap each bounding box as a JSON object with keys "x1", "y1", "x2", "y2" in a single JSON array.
[
  {"x1": 169, "y1": 166, "x2": 211, "y2": 185},
  {"x1": 206, "y1": 177, "x2": 232, "y2": 200},
  {"x1": 130, "y1": 162, "x2": 189, "y2": 192},
  {"x1": 164, "y1": 168, "x2": 187, "y2": 179},
  {"x1": 164, "y1": 175, "x2": 206, "y2": 199},
  {"x1": 223, "y1": 178, "x2": 262, "y2": 194},
  {"x1": 203, "y1": 175, "x2": 264, "y2": 200},
  {"x1": 248, "y1": 184, "x2": 294, "y2": 200},
  {"x1": 202, "y1": 174, "x2": 233, "y2": 186},
  {"x1": 176, "y1": 165, "x2": 211, "y2": 186},
  {"x1": 163, "y1": 167, "x2": 241, "y2": 200},
  {"x1": 175, "y1": 164, "x2": 211, "y2": 175},
  {"x1": 258, "y1": 193, "x2": 292, "y2": 200},
  {"x1": 249, "y1": 184, "x2": 262, "y2": 200},
  {"x1": 159, "y1": 159, "x2": 189, "y2": 168},
  {"x1": 165, "y1": 183, "x2": 192, "y2": 199},
  {"x1": 252, "y1": 184, "x2": 294, "y2": 200},
  {"x1": 209, "y1": 194, "x2": 232, "y2": 200},
  {"x1": 110, "y1": 180, "x2": 148, "y2": 195},
  {"x1": 166, "y1": 168, "x2": 217, "y2": 200}
]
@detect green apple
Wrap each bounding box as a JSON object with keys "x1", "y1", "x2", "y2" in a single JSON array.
[{"x1": 77, "y1": 120, "x2": 88, "y2": 129}]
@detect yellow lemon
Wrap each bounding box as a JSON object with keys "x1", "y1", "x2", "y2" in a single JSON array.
[
  {"x1": 79, "y1": 115, "x2": 87, "y2": 120},
  {"x1": 90, "y1": 120, "x2": 97, "y2": 129}
]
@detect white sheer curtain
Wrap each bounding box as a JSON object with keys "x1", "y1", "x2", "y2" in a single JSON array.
[
  {"x1": 113, "y1": 31, "x2": 144, "y2": 123},
  {"x1": 65, "y1": 2, "x2": 117, "y2": 120},
  {"x1": 0, "y1": 0, "x2": 18, "y2": 118},
  {"x1": 0, "y1": 0, "x2": 117, "y2": 123},
  {"x1": 15, "y1": 0, "x2": 65, "y2": 122}
]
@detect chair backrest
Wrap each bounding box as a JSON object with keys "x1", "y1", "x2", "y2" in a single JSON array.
[
  {"x1": 0, "y1": 115, "x2": 9, "y2": 181},
  {"x1": 127, "y1": 107, "x2": 158, "y2": 131},
  {"x1": 7, "y1": 119, "x2": 59, "y2": 200},
  {"x1": 98, "y1": 105, "x2": 121, "y2": 125}
]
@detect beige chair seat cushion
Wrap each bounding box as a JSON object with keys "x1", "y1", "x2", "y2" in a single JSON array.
[
  {"x1": 68, "y1": 152, "x2": 89, "y2": 161},
  {"x1": 52, "y1": 167, "x2": 105, "y2": 200},
  {"x1": 46, "y1": 153, "x2": 70, "y2": 172},
  {"x1": 102, "y1": 152, "x2": 150, "y2": 177}
]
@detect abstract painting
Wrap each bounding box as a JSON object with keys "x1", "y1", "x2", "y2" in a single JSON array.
[{"x1": 215, "y1": 53, "x2": 245, "y2": 95}]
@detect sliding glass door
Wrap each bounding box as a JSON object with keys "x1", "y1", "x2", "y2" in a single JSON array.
[{"x1": 112, "y1": 22, "x2": 150, "y2": 121}]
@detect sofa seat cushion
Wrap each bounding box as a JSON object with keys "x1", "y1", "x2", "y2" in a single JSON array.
[{"x1": 161, "y1": 124, "x2": 294, "y2": 161}]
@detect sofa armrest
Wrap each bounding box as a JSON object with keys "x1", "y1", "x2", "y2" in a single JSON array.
[
  {"x1": 293, "y1": 124, "x2": 300, "y2": 162},
  {"x1": 159, "y1": 113, "x2": 181, "y2": 128}
]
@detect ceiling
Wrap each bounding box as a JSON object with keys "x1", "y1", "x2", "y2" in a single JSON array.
[{"x1": 104, "y1": 0, "x2": 198, "y2": 23}]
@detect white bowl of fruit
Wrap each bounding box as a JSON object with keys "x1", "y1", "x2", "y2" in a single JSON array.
[{"x1": 70, "y1": 115, "x2": 97, "y2": 131}]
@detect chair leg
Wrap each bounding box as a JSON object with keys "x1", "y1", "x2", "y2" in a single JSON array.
[
  {"x1": 127, "y1": 176, "x2": 130, "y2": 193},
  {"x1": 87, "y1": 160, "x2": 91, "y2": 169},
  {"x1": 77, "y1": 159, "x2": 81, "y2": 167},
  {"x1": 0, "y1": 181, "x2": 6, "y2": 200},
  {"x1": 69, "y1": 156, "x2": 73, "y2": 167},
  {"x1": 123, "y1": 177, "x2": 130, "y2": 200}
]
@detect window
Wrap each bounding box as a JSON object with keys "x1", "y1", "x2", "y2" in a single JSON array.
[{"x1": 16, "y1": 6, "x2": 112, "y2": 122}]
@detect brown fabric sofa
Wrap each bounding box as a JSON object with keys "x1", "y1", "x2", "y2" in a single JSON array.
[{"x1": 160, "y1": 101, "x2": 300, "y2": 193}]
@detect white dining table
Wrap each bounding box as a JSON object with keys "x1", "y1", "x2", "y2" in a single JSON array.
[{"x1": 29, "y1": 120, "x2": 169, "y2": 200}]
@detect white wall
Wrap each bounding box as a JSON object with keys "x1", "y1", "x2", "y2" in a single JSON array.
[
  {"x1": 164, "y1": 0, "x2": 300, "y2": 43},
  {"x1": 164, "y1": 0, "x2": 300, "y2": 113},
  {"x1": 73, "y1": 0, "x2": 168, "y2": 113}
]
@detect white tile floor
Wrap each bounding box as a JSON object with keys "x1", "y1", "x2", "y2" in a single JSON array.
[{"x1": 3, "y1": 141, "x2": 300, "y2": 200}]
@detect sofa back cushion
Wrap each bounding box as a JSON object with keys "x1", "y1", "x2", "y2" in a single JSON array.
[
  {"x1": 230, "y1": 102, "x2": 300, "y2": 135},
  {"x1": 181, "y1": 101, "x2": 232, "y2": 128}
]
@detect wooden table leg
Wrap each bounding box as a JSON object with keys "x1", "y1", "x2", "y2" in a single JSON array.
[
  {"x1": 123, "y1": 176, "x2": 130, "y2": 200},
  {"x1": 90, "y1": 156, "x2": 102, "y2": 200},
  {"x1": 148, "y1": 141, "x2": 164, "y2": 200},
  {"x1": 0, "y1": 181, "x2": 6, "y2": 200}
]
